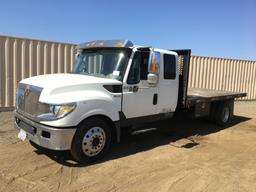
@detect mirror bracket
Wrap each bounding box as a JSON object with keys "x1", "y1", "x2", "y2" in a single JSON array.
[{"x1": 147, "y1": 73, "x2": 158, "y2": 86}]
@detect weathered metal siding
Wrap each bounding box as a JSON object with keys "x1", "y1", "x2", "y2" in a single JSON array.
[
  {"x1": 0, "y1": 35, "x2": 76, "y2": 110},
  {"x1": 189, "y1": 56, "x2": 256, "y2": 100}
]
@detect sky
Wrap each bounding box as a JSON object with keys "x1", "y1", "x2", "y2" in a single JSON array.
[{"x1": 0, "y1": 0, "x2": 255, "y2": 60}]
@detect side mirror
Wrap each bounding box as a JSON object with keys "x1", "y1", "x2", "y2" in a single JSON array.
[
  {"x1": 148, "y1": 50, "x2": 160, "y2": 86},
  {"x1": 147, "y1": 73, "x2": 158, "y2": 85}
]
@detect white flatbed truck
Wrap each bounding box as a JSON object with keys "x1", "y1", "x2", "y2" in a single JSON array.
[{"x1": 14, "y1": 40, "x2": 246, "y2": 163}]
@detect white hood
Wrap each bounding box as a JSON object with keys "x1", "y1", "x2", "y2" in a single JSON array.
[
  {"x1": 21, "y1": 73, "x2": 121, "y2": 88},
  {"x1": 20, "y1": 73, "x2": 122, "y2": 104}
]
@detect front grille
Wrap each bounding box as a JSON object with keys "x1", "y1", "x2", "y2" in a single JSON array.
[{"x1": 16, "y1": 83, "x2": 49, "y2": 120}]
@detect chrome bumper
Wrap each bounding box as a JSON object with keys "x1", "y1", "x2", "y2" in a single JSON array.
[{"x1": 14, "y1": 111, "x2": 76, "y2": 150}]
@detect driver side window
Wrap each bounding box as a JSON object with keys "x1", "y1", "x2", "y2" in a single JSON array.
[
  {"x1": 127, "y1": 51, "x2": 149, "y2": 84},
  {"x1": 127, "y1": 52, "x2": 141, "y2": 84}
]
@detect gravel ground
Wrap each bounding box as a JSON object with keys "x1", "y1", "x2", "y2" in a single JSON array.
[{"x1": 0, "y1": 101, "x2": 256, "y2": 192}]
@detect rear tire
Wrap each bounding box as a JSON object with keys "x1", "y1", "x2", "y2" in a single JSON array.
[
  {"x1": 213, "y1": 101, "x2": 233, "y2": 126},
  {"x1": 71, "y1": 118, "x2": 111, "y2": 163}
]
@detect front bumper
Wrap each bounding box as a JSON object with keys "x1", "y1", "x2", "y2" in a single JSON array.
[{"x1": 14, "y1": 111, "x2": 76, "y2": 150}]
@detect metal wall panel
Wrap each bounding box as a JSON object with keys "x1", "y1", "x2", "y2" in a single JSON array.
[
  {"x1": 189, "y1": 56, "x2": 256, "y2": 100},
  {"x1": 0, "y1": 35, "x2": 76, "y2": 110},
  {"x1": 0, "y1": 35, "x2": 256, "y2": 110}
]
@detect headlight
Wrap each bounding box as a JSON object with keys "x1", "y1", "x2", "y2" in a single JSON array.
[{"x1": 37, "y1": 103, "x2": 76, "y2": 121}]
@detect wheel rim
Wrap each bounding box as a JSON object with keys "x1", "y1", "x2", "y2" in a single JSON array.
[
  {"x1": 82, "y1": 127, "x2": 106, "y2": 157},
  {"x1": 222, "y1": 107, "x2": 230, "y2": 123}
]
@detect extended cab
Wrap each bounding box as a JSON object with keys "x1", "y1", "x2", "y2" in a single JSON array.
[{"x1": 14, "y1": 40, "x2": 246, "y2": 163}]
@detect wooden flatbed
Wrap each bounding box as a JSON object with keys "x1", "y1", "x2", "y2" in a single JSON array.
[{"x1": 187, "y1": 88, "x2": 247, "y2": 106}]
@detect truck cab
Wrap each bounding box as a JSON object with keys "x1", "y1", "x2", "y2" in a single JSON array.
[{"x1": 14, "y1": 40, "x2": 245, "y2": 163}]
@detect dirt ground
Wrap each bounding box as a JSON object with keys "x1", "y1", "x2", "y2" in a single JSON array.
[{"x1": 0, "y1": 101, "x2": 256, "y2": 192}]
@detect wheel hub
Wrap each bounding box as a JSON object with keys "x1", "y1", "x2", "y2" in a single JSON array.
[
  {"x1": 82, "y1": 127, "x2": 106, "y2": 157},
  {"x1": 222, "y1": 107, "x2": 230, "y2": 123},
  {"x1": 92, "y1": 137, "x2": 100, "y2": 147}
]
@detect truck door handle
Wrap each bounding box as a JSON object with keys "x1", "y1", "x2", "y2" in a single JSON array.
[{"x1": 153, "y1": 94, "x2": 158, "y2": 105}]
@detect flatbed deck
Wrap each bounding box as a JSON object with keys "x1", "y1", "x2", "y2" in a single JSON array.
[{"x1": 187, "y1": 88, "x2": 246, "y2": 106}]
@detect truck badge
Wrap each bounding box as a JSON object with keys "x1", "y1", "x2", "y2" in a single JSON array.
[{"x1": 25, "y1": 86, "x2": 30, "y2": 96}]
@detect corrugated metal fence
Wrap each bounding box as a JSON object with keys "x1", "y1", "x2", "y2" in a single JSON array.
[
  {"x1": 0, "y1": 35, "x2": 255, "y2": 110},
  {"x1": 189, "y1": 56, "x2": 256, "y2": 100},
  {"x1": 0, "y1": 35, "x2": 76, "y2": 110}
]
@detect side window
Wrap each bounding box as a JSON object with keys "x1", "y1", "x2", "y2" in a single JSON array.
[
  {"x1": 164, "y1": 54, "x2": 176, "y2": 79},
  {"x1": 127, "y1": 52, "x2": 141, "y2": 84},
  {"x1": 140, "y1": 52, "x2": 149, "y2": 80}
]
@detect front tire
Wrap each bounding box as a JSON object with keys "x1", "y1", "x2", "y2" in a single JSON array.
[{"x1": 71, "y1": 118, "x2": 111, "y2": 163}]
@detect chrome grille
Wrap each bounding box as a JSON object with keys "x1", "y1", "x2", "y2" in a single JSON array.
[{"x1": 16, "y1": 83, "x2": 49, "y2": 120}]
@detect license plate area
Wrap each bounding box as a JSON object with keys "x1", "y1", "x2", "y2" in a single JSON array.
[{"x1": 18, "y1": 129, "x2": 26, "y2": 141}]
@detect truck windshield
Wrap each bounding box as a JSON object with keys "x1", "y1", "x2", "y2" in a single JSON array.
[{"x1": 73, "y1": 48, "x2": 132, "y2": 81}]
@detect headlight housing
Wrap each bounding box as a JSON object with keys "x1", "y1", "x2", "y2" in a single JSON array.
[{"x1": 37, "y1": 103, "x2": 76, "y2": 121}]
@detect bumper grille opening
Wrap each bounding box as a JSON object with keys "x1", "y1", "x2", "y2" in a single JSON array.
[
  {"x1": 16, "y1": 118, "x2": 37, "y2": 135},
  {"x1": 15, "y1": 117, "x2": 21, "y2": 124},
  {"x1": 32, "y1": 127, "x2": 37, "y2": 134},
  {"x1": 41, "y1": 131, "x2": 51, "y2": 139}
]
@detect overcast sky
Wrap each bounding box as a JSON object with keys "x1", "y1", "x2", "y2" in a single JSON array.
[{"x1": 0, "y1": 0, "x2": 255, "y2": 60}]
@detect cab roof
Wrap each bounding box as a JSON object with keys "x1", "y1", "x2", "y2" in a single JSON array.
[
  {"x1": 77, "y1": 40, "x2": 134, "y2": 49},
  {"x1": 76, "y1": 39, "x2": 182, "y2": 56}
]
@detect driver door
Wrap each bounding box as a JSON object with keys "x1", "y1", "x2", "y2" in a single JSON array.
[{"x1": 122, "y1": 50, "x2": 158, "y2": 119}]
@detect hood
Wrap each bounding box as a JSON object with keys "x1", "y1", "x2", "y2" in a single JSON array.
[
  {"x1": 20, "y1": 73, "x2": 122, "y2": 104},
  {"x1": 21, "y1": 73, "x2": 121, "y2": 88}
]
